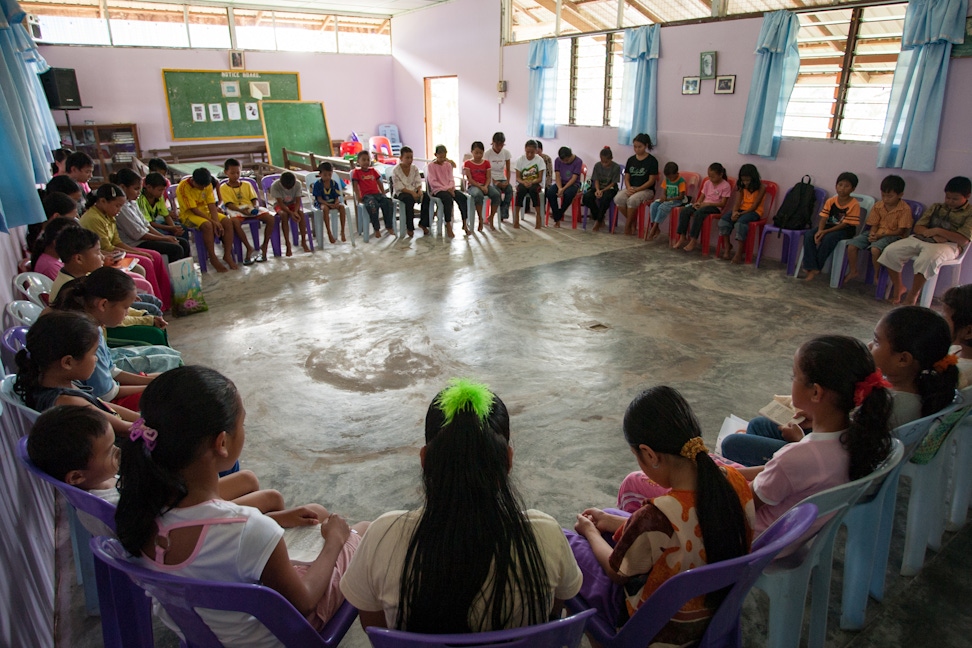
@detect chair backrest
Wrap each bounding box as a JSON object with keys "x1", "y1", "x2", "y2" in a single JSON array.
[
  {"x1": 681, "y1": 172, "x2": 702, "y2": 202},
  {"x1": 851, "y1": 193, "x2": 876, "y2": 221},
  {"x1": 893, "y1": 396, "x2": 964, "y2": 460},
  {"x1": 90, "y1": 536, "x2": 355, "y2": 647},
  {"x1": 366, "y1": 608, "x2": 596, "y2": 648},
  {"x1": 598, "y1": 503, "x2": 817, "y2": 648},
  {"x1": 13, "y1": 272, "x2": 52, "y2": 307},
  {"x1": 261, "y1": 173, "x2": 281, "y2": 195},
  {"x1": 761, "y1": 180, "x2": 780, "y2": 217},
  {"x1": 16, "y1": 435, "x2": 118, "y2": 532},
  {"x1": 378, "y1": 123, "x2": 402, "y2": 144},
  {"x1": 370, "y1": 136, "x2": 394, "y2": 157},
  {"x1": 0, "y1": 374, "x2": 37, "y2": 423},
  {"x1": 165, "y1": 184, "x2": 179, "y2": 213},
  {"x1": 903, "y1": 199, "x2": 925, "y2": 223},
  {"x1": 4, "y1": 300, "x2": 42, "y2": 328},
  {"x1": 1, "y1": 326, "x2": 28, "y2": 374}
]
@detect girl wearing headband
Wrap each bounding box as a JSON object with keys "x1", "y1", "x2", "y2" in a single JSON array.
[
  {"x1": 568, "y1": 386, "x2": 753, "y2": 642},
  {"x1": 340, "y1": 378, "x2": 582, "y2": 632}
]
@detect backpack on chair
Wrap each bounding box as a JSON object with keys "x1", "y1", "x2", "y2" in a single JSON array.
[{"x1": 773, "y1": 175, "x2": 816, "y2": 230}]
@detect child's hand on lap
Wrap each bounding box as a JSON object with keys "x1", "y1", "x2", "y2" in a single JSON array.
[
  {"x1": 574, "y1": 513, "x2": 597, "y2": 537},
  {"x1": 272, "y1": 505, "x2": 329, "y2": 528},
  {"x1": 153, "y1": 316, "x2": 168, "y2": 329},
  {"x1": 321, "y1": 513, "x2": 351, "y2": 546}
]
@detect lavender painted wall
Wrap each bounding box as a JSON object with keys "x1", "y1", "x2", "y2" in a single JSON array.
[{"x1": 39, "y1": 45, "x2": 396, "y2": 153}]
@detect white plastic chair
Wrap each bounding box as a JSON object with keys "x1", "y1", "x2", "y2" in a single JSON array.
[
  {"x1": 4, "y1": 300, "x2": 43, "y2": 328},
  {"x1": 13, "y1": 272, "x2": 53, "y2": 307},
  {"x1": 947, "y1": 386, "x2": 972, "y2": 531},
  {"x1": 753, "y1": 438, "x2": 904, "y2": 648}
]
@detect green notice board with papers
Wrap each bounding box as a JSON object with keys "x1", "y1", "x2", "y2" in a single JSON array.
[{"x1": 162, "y1": 69, "x2": 300, "y2": 140}]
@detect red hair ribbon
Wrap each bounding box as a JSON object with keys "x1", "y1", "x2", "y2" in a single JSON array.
[
  {"x1": 853, "y1": 370, "x2": 892, "y2": 407},
  {"x1": 933, "y1": 354, "x2": 959, "y2": 374}
]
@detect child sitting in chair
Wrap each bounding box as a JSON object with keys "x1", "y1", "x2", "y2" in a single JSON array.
[
  {"x1": 220, "y1": 159, "x2": 275, "y2": 263},
  {"x1": 270, "y1": 172, "x2": 311, "y2": 255},
  {"x1": 312, "y1": 161, "x2": 347, "y2": 244}
]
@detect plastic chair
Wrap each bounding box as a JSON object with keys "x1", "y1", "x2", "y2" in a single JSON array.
[
  {"x1": 818, "y1": 193, "x2": 877, "y2": 286},
  {"x1": 13, "y1": 271, "x2": 53, "y2": 307},
  {"x1": 366, "y1": 609, "x2": 596, "y2": 648},
  {"x1": 698, "y1": 178, "x2": 737, "y2": 255},
  {"x1": 377, "y1": 123, "x2": 403, "y2": 156},
  {"x1": 91, "y1": 536, "x2": 358, "y2": 648},
  {"x1": 4, "y1": 300, "x2": 43, "y2": 328},
  {"x1": 340, "y1": 140, "x2": 363, "y2": 158},
  {"x1": 218, "y1": 177, "x2": 280, "y2": 260},
  {"x1": 262, "y1": 173, "x2": 314, "y2": 253},
  {"x1": 714, "y1": 181, "x2": 779, "y2": 263},
  {"x1": 755, "y1": 186, "x2": 828, "y2": 275},
  {"x1": 753, "y1": 439, "x2": 903, "y2": 648},
  {"x1": 565, "y1": 503, "x2": 817, "y2": 648},
  {"x1": 1, "y1": 327, "x2": 27, "y2": 373},
  {"x1": 947, "y1": 388, "x2": 972, "y2": 531},
  {"x1": 544, "y1": 164, "x2": 587, "y2": 229},
  {"x1": 660, "y1": 172, "x2": 702, "y2": 242},
  {"x1": 369, "y1": 136, "x2": 399, "y2": 165}
]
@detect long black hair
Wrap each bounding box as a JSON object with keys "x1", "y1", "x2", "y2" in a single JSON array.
[
  {"x1": 29, "y1": 218, "x2": 79, "y2": 272},
  {"x1": 51, "y1": 266, "x2": 135, "y2": 313},
  {"x1": 115, "y1": 366, "x2": 242, "y2": 555},
  {"x1": 737, "y1": 163, "x2": 761, "y2": 192},
  {"x1": 623, "y1": 386, "x2": 749, "y2": 602},
  {"x1": 882, "y1": 307, "x2": 958, "y2": 416},
  {"x1": 397, "y1": 379, "x2": 550, "y2": 633},
  {"x1": 109, "y1": 168, "x2": 141, "y2": 190},
  {"x1": 14, "y1": 311, "x2": 101, "y2": 409},
  {"x1": 84, "y1": 183, "x2": 126, "y2": 212},
  {"x1": 798, "y1": 336, "x2": 893, "y2": 480}
]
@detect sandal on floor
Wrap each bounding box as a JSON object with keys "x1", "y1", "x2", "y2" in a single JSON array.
[
  {"x1": 243, "y1": 256, "x2": 255, "y2": 266},
  {"x1": 255, "y1": 252, "x2": 268, "y2": 262}
]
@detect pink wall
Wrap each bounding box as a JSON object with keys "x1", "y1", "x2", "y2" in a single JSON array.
[{"x1": 39, "y1": 45, "x2": 396, "y2": 153}]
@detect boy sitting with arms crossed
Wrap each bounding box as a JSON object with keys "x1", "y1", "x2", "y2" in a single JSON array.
[
  {"x1": 879, "y1": 176, "x2": 972, "y2": 305},
  {"x1": 176, "y1": 168, "x2": 237, "y2": 272},
  {"x1": 270, "y1": 171, "x2": 311, "y2": 255},
  {"x1": 312, "y1": 161, "x2": 347, "y2": 244},
  {"x1": 352, "y1": 150, "x2": 395, "y2": 239},
  {"x1": 219, "y1": 158, "x2": 275, "y2": 262},
  {"x1": 27, "y1": 405, "x2": 333, "y2": 528},
  {"x1": 842, "y1": 174, "x2": 913, "y2": 285}
]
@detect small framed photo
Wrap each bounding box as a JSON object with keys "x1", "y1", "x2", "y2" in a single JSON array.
[
  {"x1": 229, "y1": 50, "x2": 245, "y2": 70},
  {"x1": 682, "y1": 76, "x2": 701, "y2": 95},
  {"x1": 715, "y1": 75, "x2": 736, "y2": 95},
  {"x1": 700, "y1": 51, "x2": 717, "y2": 80}
]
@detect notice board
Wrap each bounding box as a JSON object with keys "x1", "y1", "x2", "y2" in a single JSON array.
[{"x1": 162, "y1": 69, "x2": 300, "y2": 140}]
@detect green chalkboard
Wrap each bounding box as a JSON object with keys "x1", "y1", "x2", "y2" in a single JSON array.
[
  {"x1": 162, "y1": 69, "x2": 300, "y2": 140},
  {"x1": 259, "y1": 101, "x2": 331, "y2": 168}
]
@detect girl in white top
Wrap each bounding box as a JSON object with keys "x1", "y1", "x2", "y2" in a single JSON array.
[
  {"x1": 340, "y1": 379, "x2": 582, "y2": 633},
  {"x1": 116, "y1": 366, "x2": 368, "y2": 647}
]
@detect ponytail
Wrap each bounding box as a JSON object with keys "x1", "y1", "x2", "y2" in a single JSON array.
[
  {"x1": 109, "y1": 168, "x2": 141, "y2": 189},
  {"x1": 708, "y1": 162, "x2": 727, "y2": 182},
  {"x1": 29, "y1": 218, "x2": 78, "y2": 272},
  {"x1": 51, "y1": 266, "x2": 136, "y2": 313},
  {"x1": 882, "y1": 306, "x2": 959, "y2": 417},
  {"x1": 14, "y1": 311, "x2": 101, "y2": 409},
  {"x1": 116, "y1": 366, "x2": 242, "y2": 555}
]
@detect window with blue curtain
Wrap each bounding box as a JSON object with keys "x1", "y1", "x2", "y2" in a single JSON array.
[
  {"x1": 738, "y1": 10, "x2": 801, "y2": 160},
  {"x1": 526, "y1": 38, "x2": 559, "y2": 140},
  {"x1": 0, "y1": 0, "x2": 60, "y2": 232},
  {"x1": 617, "y1": 24, "x2": 659, "y2": 146},
  {"x1": 877, "y1": 0, "x2": 967, "y2": 171}
]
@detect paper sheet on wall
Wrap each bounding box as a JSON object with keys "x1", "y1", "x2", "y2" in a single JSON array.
[
  {"x1": 245, "y1": 103, "x2": 259, "y2": 120},
  {"x1": 208, "y1": 103, "x2": 224, "y2": 122},
  {"x1": 191, "y1": 104, "x2": 206, "y2": 122},
  {"x1": 226, "y1": 102, "x2": 241, "y2": 121}
]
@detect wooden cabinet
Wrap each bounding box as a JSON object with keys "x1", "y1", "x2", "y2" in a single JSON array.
[{"x1": 58, "y1": 123, "x2": 141, "y2": 182}]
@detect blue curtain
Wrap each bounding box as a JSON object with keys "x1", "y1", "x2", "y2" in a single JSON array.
[
  {"x1": 738, "y1": 11, "x2": 800, "y2": 160},
  {"x1": 0, "y1": 0, "x2": 60, "y2": 232},
  {"x1": 617, "y1": 24, "x2": 660, "y2": 145},
  {"x1": 526, "y1": 38, "x2": 559, "y2": 140},
  {"x1": 877, "y1": 0, "x2": 967, "y2": 171}
]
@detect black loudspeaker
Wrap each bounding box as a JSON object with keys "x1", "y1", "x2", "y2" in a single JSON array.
[{"x1": 39, "y1": 68, "x2": 82, "y2": 110}]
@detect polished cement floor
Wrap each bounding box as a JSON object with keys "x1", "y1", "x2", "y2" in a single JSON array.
[{"x1": 58, "y1": 222, "x2": 972, "y2": 647}]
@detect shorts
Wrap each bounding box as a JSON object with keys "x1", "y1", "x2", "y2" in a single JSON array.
[
  {"x1": 292, "y1": 529, "x2": 361, "y2": 629},
  {"x1": 181, "y1": 211, "x2": 229, "y2": 229},
  {"x1": 274, "y1": 200, "x2": 301, "y2": 214},
  {"x1": 846, "y1": 232, "x2": 901, "y2": 252},
  {"x1": 226, "y1": 207, "x2": 272, "y2": 220},
  {"x1": 614, "y1": 188, "x2": 654, "y2": 209}
]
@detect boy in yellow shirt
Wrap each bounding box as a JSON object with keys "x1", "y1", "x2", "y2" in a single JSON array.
[{"x1": 176, "y1": 168, "x2": 237, "y2": 272}]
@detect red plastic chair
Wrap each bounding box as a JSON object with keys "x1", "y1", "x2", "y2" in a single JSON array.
[
  {"x1": 713, "y1": 180, "x2": 778, "y2": 263},
  {"x1": 698, "y1": 177, "x2": 737, "y2": 255},
  {"x1": 369, "y1": 136, "x2": 399, "y2": 165},
  {"x1": 545, "y1": 164, "x2": 588, "y2": 228},
  {"x1": 652, "y1": 171, "x2": 702, "y2": 242},
  {"x1": 340, "y1": 141, "x2": 363, "y2": 158}
]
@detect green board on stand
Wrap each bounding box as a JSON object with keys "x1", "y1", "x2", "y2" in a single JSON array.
[
  {"x1": 259, "y1": 101, "x2": 331, "y2": 168},
  {"x1": 162, "y1": 69, "x2": 300, "y2": 140}
]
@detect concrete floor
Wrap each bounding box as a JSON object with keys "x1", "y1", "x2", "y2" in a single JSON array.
[{"x1": 58, "y1": 224, "x2": 972, "y2": 646}]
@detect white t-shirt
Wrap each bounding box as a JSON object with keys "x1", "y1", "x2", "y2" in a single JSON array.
[
  {"x1": 890, "y1": 390, "x2": 923, "y2": 430},
  {"x1": 484, "y1": 147, "x2": 512, "y2": 182},
  {"x1": 116, "y1": 201, "x2": 151, "y2": 247},
  {"x1": 514, "y1": 155, "x2": 544, "y2": 185},
  {"x1": 140, "y1": 499, "x2": 285, "y2": 648},
  {"x1": 339, "y1": 508, "x2": 582, "y2": 630}
]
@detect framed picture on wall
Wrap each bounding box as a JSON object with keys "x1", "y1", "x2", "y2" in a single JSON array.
[
  {"x1": 700, "y1": 51, "x2": 717, "y2": 80},
  {"x1": 715, "y1": 75, "x2": 736, "y2": 94},
  {"x1": 229, "y1": 50, "x2": 245, "y2": 70},
  {"x1": 682, "y1": 76, "x2": 701, "y2": 95}
]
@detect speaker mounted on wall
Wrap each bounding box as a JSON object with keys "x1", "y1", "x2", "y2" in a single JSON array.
[{"x1": 39, "y1": 68, "x2": 82, "y2": 110}]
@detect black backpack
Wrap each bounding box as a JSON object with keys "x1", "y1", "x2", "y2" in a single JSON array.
[{"x1": 772, "y1": 175, "x2": 816, "y2": 230}]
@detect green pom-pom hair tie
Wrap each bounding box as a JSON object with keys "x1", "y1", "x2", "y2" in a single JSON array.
[{"x1": 436, "y1": 378, "x2": 494, "y2": 426}]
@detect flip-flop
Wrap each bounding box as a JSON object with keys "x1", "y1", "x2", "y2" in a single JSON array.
[
  {"x1": 256, "y1": 253, "x2": 268, "y2": 262},
  {"x1": 243, "y1": 256, "x2": 255, "y2": 266}
]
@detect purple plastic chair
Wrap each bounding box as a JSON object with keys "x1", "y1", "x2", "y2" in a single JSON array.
[
  {"x1": 218, "y1": 177, "x2": 283, "y2": 260},
  {"x1": 564, "y1": 503, "x2": 818, "y2": 648},
  {"x1": 90, "y1": 535, "x2": 358, "y2": 648},
  {"x1": 1, "y1": 326, "x2": 28, "y2": 373},
  {"x1": 365, "y1": 608, "x2": 596, "y2": 648},
  {"x1": 755, "y1": 185, "x2": 828, "y2": 275}
]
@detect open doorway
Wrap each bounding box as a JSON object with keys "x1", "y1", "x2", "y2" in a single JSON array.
[{"x1": 424, "y1": 76, "x2": 459, "y2": 160}]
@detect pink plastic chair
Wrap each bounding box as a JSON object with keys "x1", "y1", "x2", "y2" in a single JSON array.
[{"x1": 369, "y1": 136, "x2": 399, "y2": 165}]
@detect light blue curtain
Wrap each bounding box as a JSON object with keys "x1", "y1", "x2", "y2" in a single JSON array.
[
  {"x1": 877, "y1": 0, "x2": 967, "y2": 171},
  {"x1": 526, "y1": 38, "x2": 559, "y2": 139},
  {"x1": 617, "y1": 24, "x2": 660, "y2": 145},
  {"x1": 738, "y1": 10, "x2": 800, "y2": 160},
  {"x1": 0, "y1": 0, "x2": 60, "y2": 232}
]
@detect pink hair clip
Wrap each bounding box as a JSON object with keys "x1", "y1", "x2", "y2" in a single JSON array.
[{"x1": 129, "y1": 418, "x2": 158, "y2": 452}]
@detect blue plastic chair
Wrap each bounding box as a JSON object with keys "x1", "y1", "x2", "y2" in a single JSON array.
[
  {"x1": 755, "y1": 184, "x2": 828, "y2": 275},
  {"x1": 91, "y1": 536, "x2": 358, "y2": 648},
  {"x1": 564, "y1": 503, "x2": 818, "y2": 648},
  {"x1": 366, "y1": 609, "x2": 595, "y2": 648},
  {"x1": 754, "y1": 439, "x2": 903, "y2": 648}
]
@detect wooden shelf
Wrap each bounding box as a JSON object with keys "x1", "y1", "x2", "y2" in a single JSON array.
[{"x1": 58, "y1": 123, "x2": 141, "y2": 183}]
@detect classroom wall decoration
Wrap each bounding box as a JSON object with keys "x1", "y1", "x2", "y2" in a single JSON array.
[
  {"x1": 259, "y1": 100, "x2": 331, "y2": 168},
  {"x1": 162, "y1": 69, "x2": 300, "y2": 140}
]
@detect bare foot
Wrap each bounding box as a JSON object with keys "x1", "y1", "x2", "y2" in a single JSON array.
[
  {"x1": 340, "y1": 232, "x2": 346, "y2": 242},
  {"x1": 373, "y1": 230, "x2": 383, "y2": 239},
  {"x1": 673, "y1": 236, "x2": 687, "y2": 249},
  {"x1": 554, "y1": 221, "x2": 561, "y2": 228},
  {"x1": 328, "y1": 234, "x2": 337, "y2": 244},
  {"x1": 385, "y1": 229, "x2": 395, "y2": 238},
  {"x1": 513, "y1": 223, "x2": 520, "y2": 229},
  {"x1": 804, "y1": 270, "x2": 819, "y2": 282},
  {"x1": 592, "y1": 221, "x2": 602, "y2": 232},
  {"x1": 301, "y1": 241, "x2": 311, "y2": 253},
  {"x1": 407, "y1": 230, "x2": 414, "y2": 238},
  {"x1": 478, "y1": 224, "x2": 484, "y2": 232},
  {"x1": 285, "y1": 246, "x2": 293, "y2": 257},
  {"x1": 446, "y1": 227, "x2": 455, "y2": 238},
  {"x1": 421, "y1": 226, "x2": 430, "y2": 235},
  {"x1": 843, "y1": 269, "x2": 859, "y2": 283},
  {"x1": 487, "y1": 223, "x2": 496, "y2": 231},
  {"x1": 683, "y1": 240, "x2": 697, "y2": 252},
  {"x1": 731, "y1": 250, "x2": 745, "y2": 264},
  {"x1": 211, "y1": 259, "x2": 229, "y2": 272},
  {"x1": 721, "y1": 245, "x2": 733, "y2": 260}
]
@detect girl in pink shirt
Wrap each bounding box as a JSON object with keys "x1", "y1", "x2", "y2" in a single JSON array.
[{"x1": 422, "y1": 145, "x2": 469, "y2": 239}]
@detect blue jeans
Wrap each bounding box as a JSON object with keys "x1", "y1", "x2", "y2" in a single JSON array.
[
  {"x1": 720, "y1": 416, "x2": 788, "y2": 467},
  {"x1": 544, "y1": 184, "x2": 579, "y2": 222},
  {"x1": 649, "y1": 200, "x2": 678, "y2": 224},
  {"x1": 134, "y1": 294, "x2": 163, "y2": 316},
  {"x1": 718, "y1": 210, "x2": 761, "y2": 241},
  {"x1": 362, "y1": 193, "x2": 394, "y2": 233},
  {"x1": 802, "y1": 228, "x2": 854, "y2": 272},
  {"x1": 468, "y1": 185, "x2": 500, "y2": 208}
]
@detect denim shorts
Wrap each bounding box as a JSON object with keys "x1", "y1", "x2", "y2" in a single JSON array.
[{"x1": 846, "y1": 232, "x2": 901, "y2": 252}]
